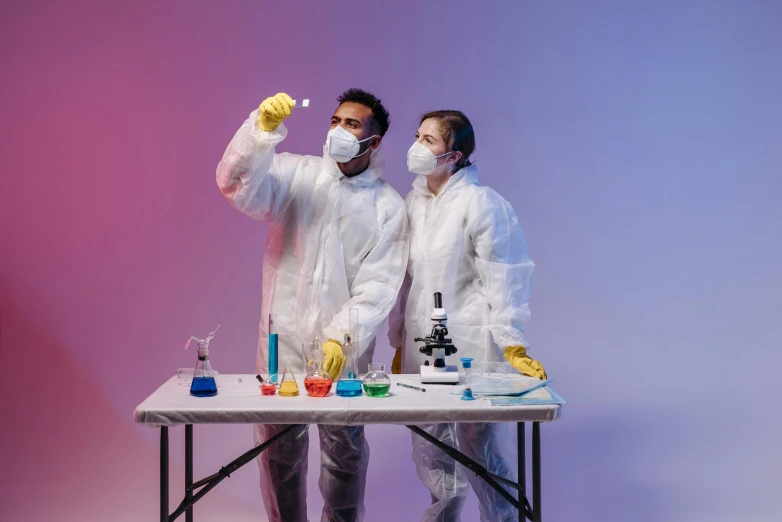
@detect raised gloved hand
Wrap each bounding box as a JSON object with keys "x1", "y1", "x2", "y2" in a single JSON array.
[
  {"x1": 392, "y1": 347, "x2": 402, "y2": 374},
  {"x1": 503, "y1": 345, "x2": 547, "y2": 380},
  {"x1": 256, "y1": 92, "x2": 294, "y2": 132},
  {"x1": 323, "y1": 339, "x2": 347, "y2": 381}
]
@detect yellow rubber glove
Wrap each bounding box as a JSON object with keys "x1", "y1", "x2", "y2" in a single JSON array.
[
  {"x1": 256, "y1": 93, "x2": 294, "y2": 132},
  {"x1": 323, "y1": 339, "x2": 347, "y2": 381},
  {"x1": 392, "y1": 347, "x2": 402, "y2": 374},
  {"x1": 503, "y1": 345, "x2": 547, "y2": 380}
]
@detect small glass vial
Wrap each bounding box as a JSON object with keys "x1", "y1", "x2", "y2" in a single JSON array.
[{"x1": 459, "y1": 357, "x2": 474, "y2": 385}]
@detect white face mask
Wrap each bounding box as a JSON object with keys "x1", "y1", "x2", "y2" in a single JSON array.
[
  {"x1": 325, "y1": 125, "x2": 377, "y2": 163},
  {"x1": 407, "y1": 141, "x2": 453, "y2": 176}
]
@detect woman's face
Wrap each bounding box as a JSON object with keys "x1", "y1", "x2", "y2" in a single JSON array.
[
  {"x1": 415, "y1": 118, "x2": 450, "y2": 156},
  {"x1": 414, "y1": 118, "x2": 461, "y2": 174}
]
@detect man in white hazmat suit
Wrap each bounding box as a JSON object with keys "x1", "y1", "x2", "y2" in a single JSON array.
[
  {"x1": 389, "y1": 110, "x2": 546, "y2": 522},
  {"x1": 216, "y1": 88, "x2": 408, "y2": 522}
]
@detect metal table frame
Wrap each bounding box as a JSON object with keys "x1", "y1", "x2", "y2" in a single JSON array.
[{"x1": 158, "y1": 421, "x2": 544, "y2": 522}]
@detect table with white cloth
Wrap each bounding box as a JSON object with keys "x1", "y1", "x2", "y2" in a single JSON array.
[{"x1": 134, "y1": 374, "x2": 563, "y2": 522}]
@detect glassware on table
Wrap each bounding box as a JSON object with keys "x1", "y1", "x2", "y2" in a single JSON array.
[
  {"x1": 304, "y1": 339, "x2": 333, "y2": 397},
  {"x1": 362, "y1": 362, "x2": 391, "y2": 397}
]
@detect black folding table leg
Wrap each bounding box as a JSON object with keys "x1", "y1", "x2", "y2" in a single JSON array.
[
  {"x1": 532, "y1": 422, "x2": 541, "y2": 522},
  {"x1": 169, "y1": 424, "x2": 303, "y2": 521},
  {"x1": 185, "y1": 425, "x2": 193, "y2": 522},
  {"x1": 518, "y1": 422, "x2": 526, "y2": 521},
  {"x1": 161, "y1": 426, "x2": 169, "y2": 522}
]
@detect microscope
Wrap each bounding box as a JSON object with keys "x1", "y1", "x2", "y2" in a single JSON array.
[{"x1": 416, "y1": 292, "x2": 460, "y2": 384}]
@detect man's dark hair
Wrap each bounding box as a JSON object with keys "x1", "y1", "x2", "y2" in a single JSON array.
[{"x1": 337, "y1": 88, "x2": 390, "y2": 136}]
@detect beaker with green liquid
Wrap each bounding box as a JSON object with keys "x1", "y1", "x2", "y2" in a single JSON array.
[{"x1": 362, "y1": 363, "x2": 391, "y2": 397}]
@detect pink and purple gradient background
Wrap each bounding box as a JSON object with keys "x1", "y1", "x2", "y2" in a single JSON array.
[{"x1": 2, "y1": 1, "x2": 781, "y2": 520}]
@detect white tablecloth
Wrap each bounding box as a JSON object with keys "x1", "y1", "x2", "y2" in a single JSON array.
[{"x1": 134, "y1": 374, "x2": 563, "y2": 427}]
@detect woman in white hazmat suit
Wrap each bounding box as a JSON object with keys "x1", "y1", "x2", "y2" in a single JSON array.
[
  {"x1": 217, "y1": 89, "x2": 408, "y2": 522},
  {"x1": 388, "y1": 110, "x2": 546, "y2": 522}
]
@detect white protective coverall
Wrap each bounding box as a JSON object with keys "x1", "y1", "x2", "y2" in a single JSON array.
[
  {"x1": 217, "y1": 110, "x2": 408, "y2": 522},
  {"x1": 389, "y1": 165, "x2": 535, "y2": 522}
]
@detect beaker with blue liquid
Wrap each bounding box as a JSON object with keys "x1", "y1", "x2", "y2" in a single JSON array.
[{"x1": 336, "y1": 308, "x2": 362, "y2": 397}]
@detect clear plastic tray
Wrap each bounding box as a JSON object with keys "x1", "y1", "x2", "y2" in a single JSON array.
[{"x1": 466, "y1": 362, "x2": 539, "y2": 395}]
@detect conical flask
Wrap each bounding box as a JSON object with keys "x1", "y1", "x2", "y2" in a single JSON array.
[
  {"x1": 278, "y1": 357, "x2": 300, "y2": 397},
  {"x1": 187, "y1": 326, "x2": 219, "y2": 398},
  {"x1": 336, "y1": 308, "x2": 362, "y2": 397}
]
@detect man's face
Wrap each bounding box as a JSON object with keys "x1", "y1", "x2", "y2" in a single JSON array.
[
  {"x1": 328, "y1": 101, "x2": 381, "y2": 175},
  {"x1": 330, "y1": 102, "x2": 377, "y2": 142}
]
